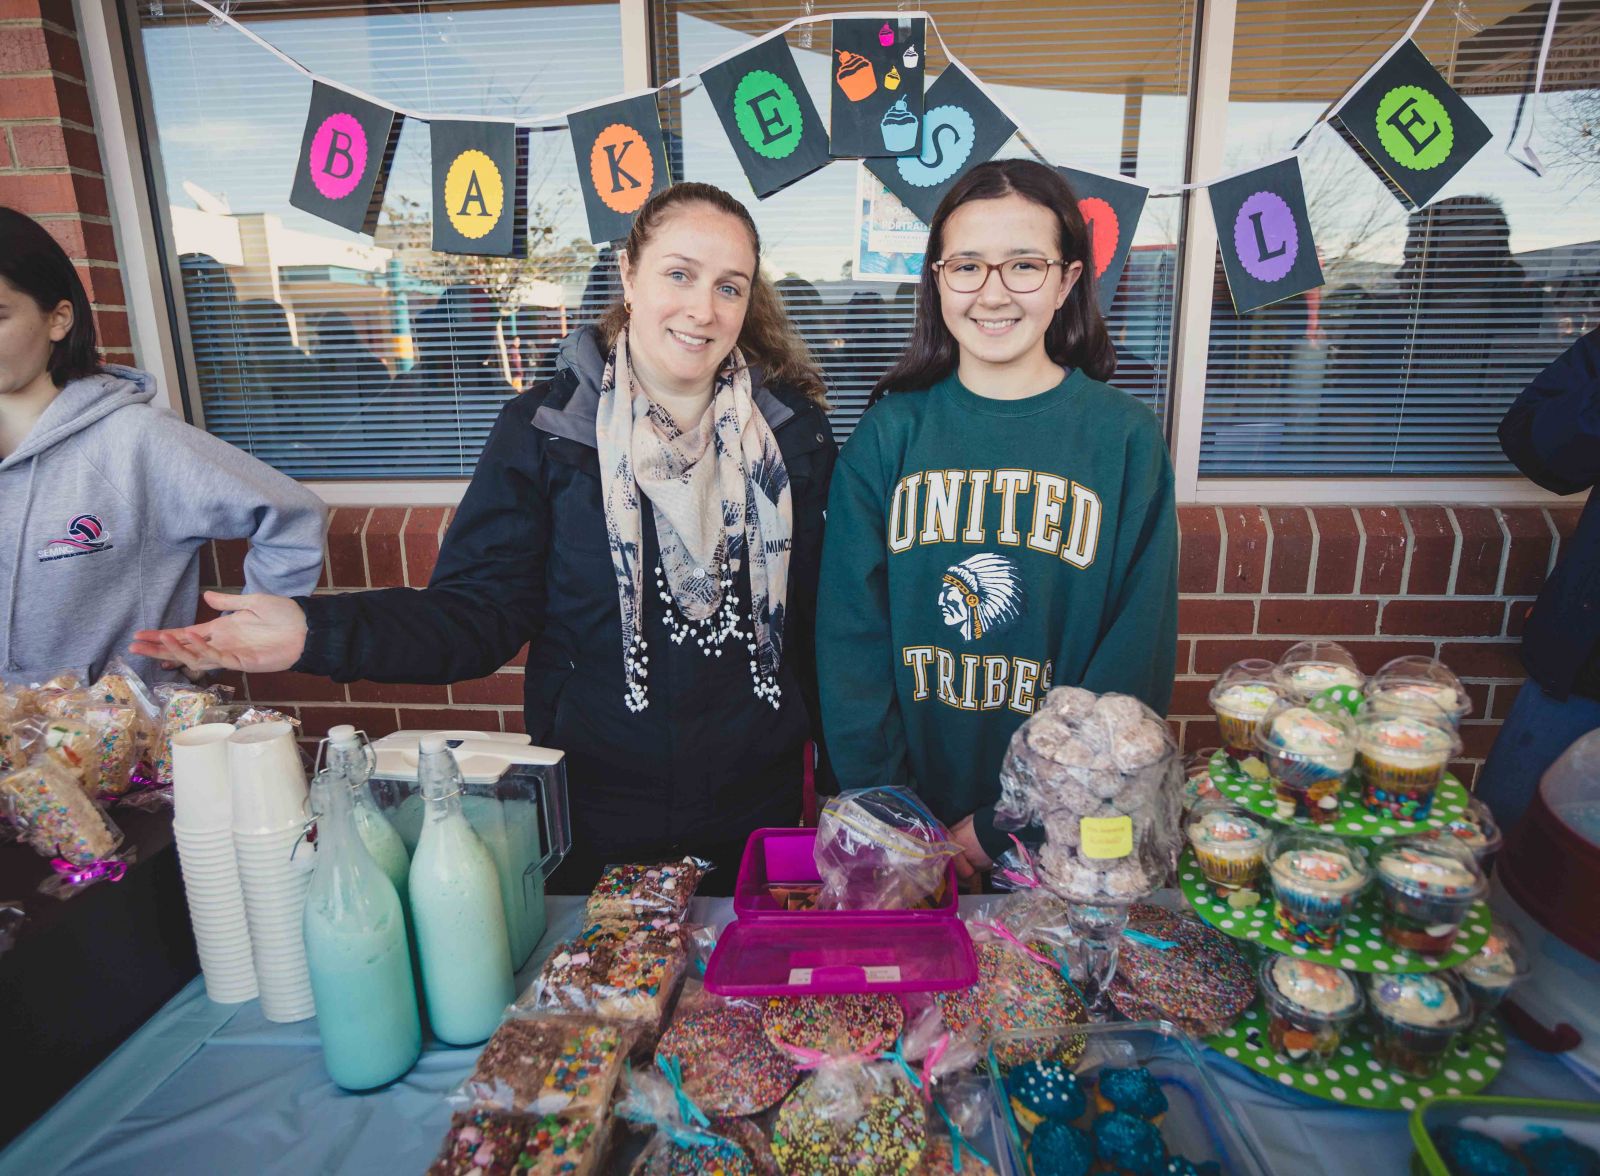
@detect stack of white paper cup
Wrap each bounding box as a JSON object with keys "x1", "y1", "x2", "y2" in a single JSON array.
[
  {"x1": 229, "y1": 721, "x2": 316, "y2": 1023},
  {"x1": 172, "y1": 723, "x2": 257, "y2": 1004}
]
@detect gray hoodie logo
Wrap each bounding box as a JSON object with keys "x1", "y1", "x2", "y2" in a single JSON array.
[{"x1": 37, "y1": 513, "x2": 113, "y2": 562}]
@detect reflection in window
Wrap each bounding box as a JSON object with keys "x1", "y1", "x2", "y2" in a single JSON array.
[
  {"x1": 654, "y1": 0, "x2": 1194, "y2": 437},
  {"x1": 1202, "y1": 2, "x2": 1600, "y2": 477},
  {"x1": 137, "y1": 0, "x2": 623, "y2": 477}
]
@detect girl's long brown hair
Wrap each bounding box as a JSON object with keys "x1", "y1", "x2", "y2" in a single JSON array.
[
  {"x1": 870, "y1": 159, "x2": 1116, "y2": 401},
  {"x1": 599, "y1": 182, "x2": 828, "y2": 406}
]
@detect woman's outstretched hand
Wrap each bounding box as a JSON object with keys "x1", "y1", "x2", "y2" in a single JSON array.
[{"x1": 130, "y1": 591, "x2": 309, "y2": 675}]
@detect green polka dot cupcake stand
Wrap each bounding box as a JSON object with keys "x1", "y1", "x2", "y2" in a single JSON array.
[
  {"x1": 1203, "y1": 999, "x2": 1506, "y2": 1110},
  {"x1": 1208, "y1": 750, "x2": 1471, "y2": 840},
  {"x1": 1178, "y1": 848, "x2": 1491, "y2": 973}
]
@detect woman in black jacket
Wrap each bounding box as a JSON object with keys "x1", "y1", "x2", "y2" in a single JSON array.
[{"x1": 135, "y1": 183, "x2": 838, "y2": 892}]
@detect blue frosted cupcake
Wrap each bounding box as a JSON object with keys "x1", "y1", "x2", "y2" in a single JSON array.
[
  {"x1": 1094, "y1": 1066, "x2": 1168, "y2": 1121},
  {"x1": 1093, "y1": 1111, "x2": 1166, "y2": 1175},
  {"x1": 1433, "y1": 1127, "x2": 1525, "y2": 1176},
  {"x1": 1029, "y1": 1120, "x2": 1095, "y2": 1176},
  {"x1": 1520, "y1": 1135, "x2": 1600, "y2": 1176},
  {"x1": 1006, "y1": 1058, "x2": 1086, "y2": 1130}
]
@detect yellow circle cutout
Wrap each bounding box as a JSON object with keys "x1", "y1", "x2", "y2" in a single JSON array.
[{"x1": 444, "y1": 149, "x2": 504, "y2": 240}]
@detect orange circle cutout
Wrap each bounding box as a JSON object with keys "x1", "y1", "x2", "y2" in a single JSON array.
[
  {"x1": 1079, "y1": 196, "x2": 1120, "y2": 279},
  {"x1": 589, "y1": 123, "x2": 654, "y2": 215}
]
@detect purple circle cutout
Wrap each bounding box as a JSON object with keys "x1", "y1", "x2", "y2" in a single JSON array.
[
  {"x1": 1233, "y1": 189, "x2": 1298, "y2": 283},
  {"x1": 309, "y1": 113, "x2": 368, "y2": 201}
]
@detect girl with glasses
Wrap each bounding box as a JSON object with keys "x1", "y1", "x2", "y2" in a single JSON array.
[{"x1": 816, "y1": 159, "x2": 1178, "y2": 883}]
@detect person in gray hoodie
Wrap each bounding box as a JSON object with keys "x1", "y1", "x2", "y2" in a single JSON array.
[{"x1": 0, "y1": 207, "x2": 326, "y2": 686}]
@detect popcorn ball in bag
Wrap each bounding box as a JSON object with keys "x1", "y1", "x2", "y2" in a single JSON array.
[{"x1": 813, "y1": 785, "x2": 963, "y2": 910}]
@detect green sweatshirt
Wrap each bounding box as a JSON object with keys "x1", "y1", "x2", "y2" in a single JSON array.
[{"x1": 817, "y1": 368, "x2": 1178, "y2": 858}]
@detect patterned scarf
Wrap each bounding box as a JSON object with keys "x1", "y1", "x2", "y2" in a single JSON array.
[{"x1": 594, "y1": 327, "x2": 793, "y2": 712}]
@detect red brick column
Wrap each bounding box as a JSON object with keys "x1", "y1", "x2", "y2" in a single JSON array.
[{"x1": 0, "y1": 0, "x2": 132, "y2": 366}]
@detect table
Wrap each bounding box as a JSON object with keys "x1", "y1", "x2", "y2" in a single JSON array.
[
  {"x1": 0, "y1": 807, "x2": 198, "y2": 1147},
  {"x1": 2, "y1": 896, "x2": 1594, "y2": 1176}
]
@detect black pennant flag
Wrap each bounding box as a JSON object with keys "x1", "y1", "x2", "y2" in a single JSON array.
[
  {"x1": 700, "y1": 35, "x2": 832, "y2": 198},
  {"x1": 289, "y1": 82, "x2": 402, "y2": 236},
  {"x1": 568, "y1": 94, "x2": 671, "y2": 245},
  {"x1": 1057, "y1": 167, "x2": 1149, "y2": 313},
  {"x1": 1208, "y1": 157, "x2": 1324, "y2": 314},
  {"x1": 429, "y1": 120, "x2": 527, "y2": 257}
]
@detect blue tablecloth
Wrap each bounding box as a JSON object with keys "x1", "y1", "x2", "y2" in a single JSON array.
[{"x1": 3, "y1": 896, "x2": 1594, "y2": 1176}]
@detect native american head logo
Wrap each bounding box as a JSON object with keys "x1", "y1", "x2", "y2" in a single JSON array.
[{"x1": 938, "y1": 553, "x2": 1025, "y2": 642}]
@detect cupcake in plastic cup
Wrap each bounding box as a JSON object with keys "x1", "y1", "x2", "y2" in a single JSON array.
[
  {"x1": 1273, "y1": 640, "x2": 1365, "y2": 703},
  {"x1": 1258, "y1": 702, "x2": 1356, "y2": 824},
  {"x1": 1453, "y1": 921, "x2": 1530, "y2": 1029},
  {"x1": 1416, "y1": 797, "x2": 1504, "y2": 874},
  {"x1": 1366, "y1": 655, "x2": 1471, "y2": 728},
  {"x1": 1186, "y1": 801, "x2": 1269, "y2": 893},
  {"x1": 1375, "y1": 837, "x2": 1485, "y2": 956},
  {"x1": 1356, "y1": 700, "x2": 1461, "y2": 822},
  {"x1": 1367, "y1": 971, "x2": 1474, "y2": 1077},
  {"x1": 1269, "y1": 832, "x2": 1370, "y2": 950},
  {"x1": 1260, "y1": 956, "x2": 1363, "y2": 1064},
  {"x1": 1208, "y1": 660, "x2": 1282, "y2": 758},
  {"x1": 1180, "y1": 749, "x2": 1223, "y2": 821}
]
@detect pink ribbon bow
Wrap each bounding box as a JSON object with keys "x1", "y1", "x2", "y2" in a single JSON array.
[
  {"x1": 778, "y1": 1034, "x2": 886, "y2": 1071},
  {"x1": 50, "y1": 856, "x2": 127, "y2": 886}
]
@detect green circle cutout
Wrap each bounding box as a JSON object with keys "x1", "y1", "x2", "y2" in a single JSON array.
[
  {"x1": 733, "y1": 69, "x2": 803, "y2": 159},
  {"x1": 1375, "y1": 84, "x2": 1454, "y2": 170},
  {"x1": 1204, "y1": 998, "x2": 1506, "y2": 1111},
  {"x1": 1208, "y1": 750, "x2": 1471, "y2": 840}
]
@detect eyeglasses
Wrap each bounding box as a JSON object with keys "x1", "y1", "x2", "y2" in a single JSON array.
[{"x1": 932, "y1": 257, "x2": 1065, "y2": 294}]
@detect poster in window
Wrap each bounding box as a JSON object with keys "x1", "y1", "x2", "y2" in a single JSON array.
[
  {"x1": 1208, "y1": 156, "x2": 1324, "y2": 314},
  {"x1": 1057, "y1": 166, "x2": 1149, "y2": 313},
  {"x1": 864, "y1": 65, "x2": 1016, "y2": 225},
  {"x1": 567, "y1": 94, "x2": 671, "y2": 245},
  {"x1": 829, "y1": 17, "x2": 926, "y2": 158},
  {"x1": 429, "y1": 120, "x2": 528, "y2": 257},
  {"x1": 289, "y1": 82, "x2": 403, "y2": 236},
  {"x1": 700, "y1": 34, "x2": 832, "y2": 198},
  {"x1": 1330, "y1": 40, "x2": 1492, "y2": 209}
]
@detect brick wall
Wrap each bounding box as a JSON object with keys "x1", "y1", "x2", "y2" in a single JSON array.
[
  {"x1": 0, "y1": 0, "x2": 132, "y2": 366},
  {"x1": 207, "y1": 503, "x2": 1578, "y2": 782}
]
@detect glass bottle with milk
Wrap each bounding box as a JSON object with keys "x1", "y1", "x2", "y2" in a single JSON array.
[
  {"x1": 302, "y1": 765, "x2": 421, "y2": 1090},
  {"x1": 409, "y1": 736, "x2": 515, "y2": 1045},
  {"x1": 326, "y1": 725, "x2": 410, "y2": 913}
]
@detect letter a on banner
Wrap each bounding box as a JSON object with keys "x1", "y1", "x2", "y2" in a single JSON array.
[
  {"x1": 1330, "y1": 41, "x2": 1492, "y2": 209},
  {"x1": 567, "y1": 93, "x2": 671, "y2": 245},
  {"x1": 289, "y1": 82, "x2": 402, "y2": 235},
  {"x1": 1207, "y1": 156, "x2": 1324, "y2": 315},
  {"x1": 701, "y1": 34, "x2": 832, "y2": 198},
  {"x1": 429, "y1": 120, "x2": 528, "y2": 257}
]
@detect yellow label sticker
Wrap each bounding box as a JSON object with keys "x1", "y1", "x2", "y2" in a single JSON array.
[{"x1": 1080, "y1": 815, "x2": 1133, "y2": 860}]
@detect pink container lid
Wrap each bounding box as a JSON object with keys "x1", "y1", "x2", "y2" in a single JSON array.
[{"x1": 704, "y1": 827, "x2": 977, "y2": 997}]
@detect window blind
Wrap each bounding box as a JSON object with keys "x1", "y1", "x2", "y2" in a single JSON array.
[
  {"x1": 652, "y1": 0, "x2": 1196, "y2": 438},
  {"x1": 1202, "y1": 0, "x2": 1600, "y2": 477},
  {"x1": 134, "y1": 0, "x2": 624, "y2": 478}
]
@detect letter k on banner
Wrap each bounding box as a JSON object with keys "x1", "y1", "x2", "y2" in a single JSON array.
[
  {"x1": 1330, "y1": 40, "x2": 1491, "y2": 209},
  {"x1": 567, "y1": 93, "x2": 671, "y2": 244},
  {"x1": 289, "y1": 82, "x2": 403, "y2": 235}
]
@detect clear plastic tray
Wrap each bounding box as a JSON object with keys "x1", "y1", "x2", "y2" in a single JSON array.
[
  {"x1": 1409, "y1": 1095, "x2": 1600, "y2": 1175},
  {"x1": 988, "y1": 1020, "x2": 1272, "y2": 1176}
]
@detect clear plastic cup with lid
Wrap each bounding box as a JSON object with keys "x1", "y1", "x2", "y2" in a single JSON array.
[
  {"x1": 1366, "y1": 655, "x2": 1471, "y2": 727},
  {"x1": 1208, "y1": 659, "x2": 1282, "y2": 759},
  {"x1": 1374, "y1": 835, "x2": 1486, "y2": 957},
  {"x1": 1452, "y1": 919, "x2": 1530, "y2": 1028},
  {"x1": 1273, "y1": 640, "x2": 1365, "y2": 702},
  {"x1": 1356, "y1": 697, "x2": 1463, "y2": 822},
  {"x1": 1186, "y1": 800, "x2": 1270, "y2": 894},
  {"x1": 1259, "y1": 956, "x2": 1364, "y2": 1064},
  {"x1": 1267, "y1": 830, "x2": 1370, "y2": 950},
  {"x1": 1257, "y1": 700, "x2": 1357, "y2": 824},
  {"x1": 1367, "y1": 970, "x2": 1474, "y2": 1077}
]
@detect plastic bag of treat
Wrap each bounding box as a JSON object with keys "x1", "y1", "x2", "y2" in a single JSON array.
[
  {"x1": 0, "y1": 753, "x2": 123, "y2": 866},
  {"x1": 615, "y1": 1063, "x2": 762, "y2": 1175},
  {"x1": 517, "y1": 917, "x2": 690, "y2": 1043},
  {"x1": 813, "y1": 785, "x2": 962, "y2": 910},
  {"x1": 921, "y1": 1072, "x2": 1003, "y2": 1175},
  {"x1": 585, "y1": 857, "x2": 710, "y2": 924},
  {"x1": 202, "y1": 703, "x2": 301, "y2": 731},
  {"x1": 149, "y1": 682, "x2": 231, "y2": 786},
  {"x1": 453, "y1": 1014, "x2": 634, "y2": 1117},
  {"x1": 770, "y1": 1059, "x2": 927, "y2": 1176}
]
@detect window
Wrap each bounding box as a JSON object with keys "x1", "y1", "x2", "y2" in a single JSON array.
[
  {"x1": 131, "y1": 0, "x2": 624, "y2": 477},
  {"x1": 652, "y1": 0, "x2": 1196, "y2": 437},
  {"x1": 1200, "y1": 1, "x2": 1600, "y2": 477}
]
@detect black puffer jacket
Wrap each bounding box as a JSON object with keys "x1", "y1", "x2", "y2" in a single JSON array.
[{"x1": 296, "y1": 328, "x2": 837, "y2": 887}]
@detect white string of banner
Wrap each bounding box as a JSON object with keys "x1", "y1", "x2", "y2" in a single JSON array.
[{"x1": 178, "y1": 0, "x2": 1561, "y2": 199}]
